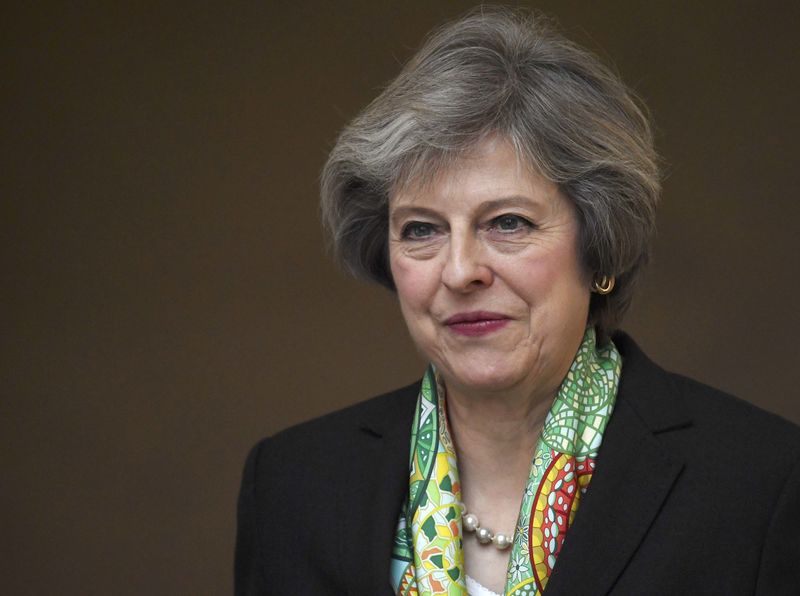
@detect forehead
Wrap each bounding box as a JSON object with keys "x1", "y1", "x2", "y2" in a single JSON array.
[{"x1": 390, "y1": 137, "x2": 560, "y2": 210}]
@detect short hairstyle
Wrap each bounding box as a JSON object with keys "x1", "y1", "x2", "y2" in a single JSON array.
[{"x1": 320, "y1": 6, "x2": 660, "y2": 337}]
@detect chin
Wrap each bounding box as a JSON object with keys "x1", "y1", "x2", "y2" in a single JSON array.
[{"x1": 442, "y1": 363, "x2": 524, "y2": 394}]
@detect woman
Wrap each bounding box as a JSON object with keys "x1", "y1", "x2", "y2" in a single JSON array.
[{"x1": 236, "y1": 7, "x2": 800, "y2": 595}]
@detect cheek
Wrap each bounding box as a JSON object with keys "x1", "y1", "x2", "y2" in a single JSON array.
[
  {"x1": 544, "y1": 248, "x2": 591, "y2": 317},
  {"x1": 513, "y1": 244, "x2": 589, "y2": 312},
  {"x1": 391, "y1": 260, "x2": 433, "y2": 351},
  {"x1": 390, "y1": 257, "x2": 435, "y2": 309}
]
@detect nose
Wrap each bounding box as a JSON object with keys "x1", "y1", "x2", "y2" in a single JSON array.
[{"x1": 441, "y1": 233, "x2": 493, "y2": 292}]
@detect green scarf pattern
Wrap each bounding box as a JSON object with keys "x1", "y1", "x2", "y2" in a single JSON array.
[{"x1": 390, "y1": 326, "x2": 621, "y2": 595}]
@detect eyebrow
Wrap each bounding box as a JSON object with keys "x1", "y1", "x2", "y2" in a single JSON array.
[
  {"x1": 389, "y1": 195, "x2": 541, "y2": 226},
  {"x1": 389, "y1": 206, "x2": 440, "y2": 227},
  {"x1": 477, "y1": 195, "x2": 541, "y2": 213}
]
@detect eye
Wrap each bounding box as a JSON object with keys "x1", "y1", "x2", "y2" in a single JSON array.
[
  {"x1": 490, "y1": 214, "x2": 534, "y2": 232},
  {"x1": 401, "y1": 221, "x2": 438, "y2": 240}
]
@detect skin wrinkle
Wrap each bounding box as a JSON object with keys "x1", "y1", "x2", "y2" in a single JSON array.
[{"x1": 389, "y1": 144, "x2": 588, "y2": 405}]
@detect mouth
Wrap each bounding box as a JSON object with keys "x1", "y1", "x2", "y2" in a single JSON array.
[{"x1": 443, "y1": 311, "x2": 511, "y2": 337}]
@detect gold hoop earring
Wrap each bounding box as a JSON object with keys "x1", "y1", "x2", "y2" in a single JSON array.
[{"x1": 592, "y1": 275, "x2": 615, "y2": 295}]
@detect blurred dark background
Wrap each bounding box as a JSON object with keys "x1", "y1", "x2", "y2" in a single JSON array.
[{"x1": 2, "y1": 1, "x2": 798, "y2": 594}]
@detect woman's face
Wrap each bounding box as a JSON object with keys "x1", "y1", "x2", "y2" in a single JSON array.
[{"x1": 388, "y1": 137, "x2": 591, "y2": 401}]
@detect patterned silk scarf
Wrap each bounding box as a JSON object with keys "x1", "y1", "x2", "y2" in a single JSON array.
[{"x1": 390, "y1": 326, "x2": 622, "y2": 595}]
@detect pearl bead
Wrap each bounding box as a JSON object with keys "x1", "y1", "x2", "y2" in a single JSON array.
[
  {"x1": 476, "y1": 527, "x2": 493, "y2": 544},
  {"x1": 461, "y1": 504, "x2": 513, "y2": 550},
  {"x1": 463, "y1": 513, "x2": 479, "y2": 532},
  {"x1": 493, "y1": 533, "x2": 512, "y2": 549}
]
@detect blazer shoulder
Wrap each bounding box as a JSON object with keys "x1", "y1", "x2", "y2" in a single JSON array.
[
  {"x1": 614, "y1": 331, "x2": 800, "y2": 469},
  {"x1": 237, "y1": 382, "x2": 419, "y2": 592},
  {"x1": 668, "y1": 370, "x2": 800, "y2": 446},
  {"x1": 245, "y1": 380, "x2": 419, "y2": 479}
]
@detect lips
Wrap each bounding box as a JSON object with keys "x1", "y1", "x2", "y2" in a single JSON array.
[{"x1": 443, "y1": 311, "x2": 510, "y2": 337}]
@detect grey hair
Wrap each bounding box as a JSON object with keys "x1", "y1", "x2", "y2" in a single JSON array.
[{"x1": 320, "y1": 6, "x2": 660, "y2": 338}]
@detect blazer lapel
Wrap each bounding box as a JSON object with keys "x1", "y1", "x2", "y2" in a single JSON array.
[
  {"x1": 543, "y1": 334, "x2": 690, "y2": 596},
  {"x1": 338, "y1": 383, "x2": 418, "y2": 596}
]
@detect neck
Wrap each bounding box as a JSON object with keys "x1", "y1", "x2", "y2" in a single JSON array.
[
  {"x1": 445, "y1": 381, "x2": 554, "y2": 512},
  {"x1": 446, "y1": 383, "x2": 551, "y2": 457}
]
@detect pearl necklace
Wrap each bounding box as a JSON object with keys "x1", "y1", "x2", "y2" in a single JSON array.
[{"x1": 460, "y1": 503, "x2": 513, "y2": 550}]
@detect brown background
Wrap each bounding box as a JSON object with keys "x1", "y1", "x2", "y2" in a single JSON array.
[{"x1": 2, "y1": 1, "x2": 799, "y2": 594}]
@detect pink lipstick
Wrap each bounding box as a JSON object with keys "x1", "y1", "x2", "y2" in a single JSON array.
[{"x1": 443, "y1": 311, "x2": 510, "y2": 337}]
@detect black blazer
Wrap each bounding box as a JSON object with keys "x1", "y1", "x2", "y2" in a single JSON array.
[{"x1": 235, "y1": 334, "x2": 800, "y2": 595}]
